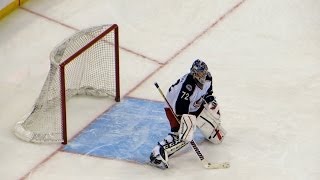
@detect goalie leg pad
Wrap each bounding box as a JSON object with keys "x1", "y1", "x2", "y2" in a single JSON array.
[
  {"x1": 160, "y1": 133, "x2": 188, "y2": 157},
  {"x1": 165, "y1": 140, "x2": 188, "y2": 157},
  {"x1": 178, "y1": 114, "x2": 197, "y2": 142},
  {"x1": 150, "y1": 114, "x2": 197, "y2": 168},
  {"x1": 197, "y1": 104, "x2": 226, "y2": 144},
  {"x1": 150, "y1": 132, "x2": 188, "y2": 169}
]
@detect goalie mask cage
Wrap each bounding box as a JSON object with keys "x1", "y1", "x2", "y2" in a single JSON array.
[{"x1": 14, "y1": 24, "x2": 120, "y2": 144}]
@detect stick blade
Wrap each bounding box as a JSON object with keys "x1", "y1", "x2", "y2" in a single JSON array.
[{"x1": 203, "y1": 161, "x2": 230, "y2": 169}]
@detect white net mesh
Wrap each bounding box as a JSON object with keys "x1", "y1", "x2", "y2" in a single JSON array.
[{"x1": 14, "y1": 25, "x2": 119, "y2": 143}]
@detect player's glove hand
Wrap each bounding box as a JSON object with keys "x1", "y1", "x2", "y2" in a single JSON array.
[
  {"x1": 204, "y1": 94, "x2": 216, "y2": 103},
  {"x1": 204, "y1": 94, "x2": 217, "y2": 109}
]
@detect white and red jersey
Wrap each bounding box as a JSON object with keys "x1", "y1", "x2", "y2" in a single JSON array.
[{"x1": 165, "y1": 73, "x2": 213, "y2": 116}]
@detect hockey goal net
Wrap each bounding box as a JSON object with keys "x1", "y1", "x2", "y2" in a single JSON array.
[{"x1": 14, "y1": 24, "x2": 120, "y2": 144}]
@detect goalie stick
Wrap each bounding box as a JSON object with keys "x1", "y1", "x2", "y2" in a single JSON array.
[{"x1": 154, "y1": 82, "x2": 230, "y2": 169}]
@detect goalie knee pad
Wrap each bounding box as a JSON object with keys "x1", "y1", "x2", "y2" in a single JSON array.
[
  {"x1": 196, "y1": 104, "x2": 226, "y2": 144},
  {"x1": 178, "y1": 114, "x2": 197, "y2": 142}
]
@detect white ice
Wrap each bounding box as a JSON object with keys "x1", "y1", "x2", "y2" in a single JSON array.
[{"x1": 0, "y1": 0, "x2": 320, "y2": 179}]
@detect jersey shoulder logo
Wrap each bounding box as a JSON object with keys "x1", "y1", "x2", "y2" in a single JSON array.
[{"x1": 186, "y1": 84, "x2": 193, "y2": 91}]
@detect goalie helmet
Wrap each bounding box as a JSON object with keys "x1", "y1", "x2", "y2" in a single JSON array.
[{"x1": 190, "y1": 59, "x2": 208, "y2": 85}]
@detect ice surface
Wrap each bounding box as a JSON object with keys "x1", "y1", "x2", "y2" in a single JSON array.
[{"x1": 0, "y1": 0, "x2": 319, "y2": 180}]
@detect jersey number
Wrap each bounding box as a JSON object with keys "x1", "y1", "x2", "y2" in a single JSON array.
[{"x1": 181, "y1": 91, "x2": 190, "y2": 100}]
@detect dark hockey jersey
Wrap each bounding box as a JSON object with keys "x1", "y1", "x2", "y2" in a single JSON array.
[{"x1": 165, "y1": 73, "x2": 213, "y2": 116}]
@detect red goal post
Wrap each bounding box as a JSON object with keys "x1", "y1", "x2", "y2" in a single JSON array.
[{"x1": 14, "y1": 24, "x2": 120, "y2": 144}]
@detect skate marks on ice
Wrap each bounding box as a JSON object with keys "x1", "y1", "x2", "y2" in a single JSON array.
[{"x1": 63, "y1": 97, "x2": 205, "y2": 164}]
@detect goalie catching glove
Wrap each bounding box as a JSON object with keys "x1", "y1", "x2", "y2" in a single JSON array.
[{"x1": 196, "y1": 101, "x2": 226, "y2": 144}]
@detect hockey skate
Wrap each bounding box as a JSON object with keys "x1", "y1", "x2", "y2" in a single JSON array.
[{"x1": 149, "y1": 144, "x2": 169, "y2": 169}]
